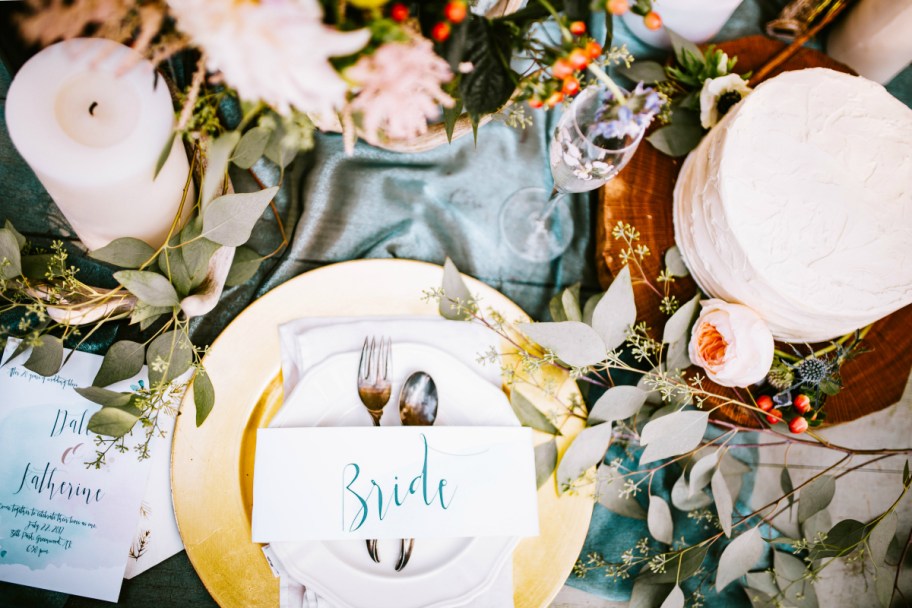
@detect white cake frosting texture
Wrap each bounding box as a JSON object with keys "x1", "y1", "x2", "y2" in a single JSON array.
[{"x1": 674, "y1": 68, "x2": 912, "y2": 343}]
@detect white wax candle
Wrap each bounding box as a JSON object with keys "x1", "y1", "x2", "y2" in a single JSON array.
[
  {"x1": 828, "y1": 0, "x2": 912, "y2": 85},
  {"x1": 5, "y1": 38, "x2": 192, "y2": 251}
]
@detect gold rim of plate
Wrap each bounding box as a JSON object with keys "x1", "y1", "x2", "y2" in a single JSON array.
[{"x1": 171, "y1": 259, "x2": 593, "y2": 608}]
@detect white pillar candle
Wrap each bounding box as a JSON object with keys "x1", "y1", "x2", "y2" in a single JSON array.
[
  {"x1": 5, "y1": 38, "x2": 192, "y2": 251},
  {"x1": 827, "y1": 0, "x2": 912, "y2": 85}
]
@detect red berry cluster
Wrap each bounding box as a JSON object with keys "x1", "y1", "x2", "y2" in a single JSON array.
[
  {"x1": 389, "y1": 1, "x2": 467, "y2": 42},
  {"x1": 528, "y1": 22, "x2": 602, "y2": 109},
  {"x1": 436, "y1": 1, "x2": 468, "y2": 42},
  {"x1": 756, "y1": 393, "x2": 814, "y2": 434},
  {"x1": 605, "y1": 0, "x2": 662, "y2": 31}
]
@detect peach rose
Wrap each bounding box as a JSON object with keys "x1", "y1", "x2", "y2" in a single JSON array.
[{"x1": 688, "y1": 299, "x2": 774, "y2": 387}]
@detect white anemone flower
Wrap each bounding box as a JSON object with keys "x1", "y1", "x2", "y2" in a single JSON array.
[
  {"x1": 699, "y1": 73, "x2": 751, "y2": 129},
  {"x1": 167, "y1": 0, "x2": 370, "y2": 116}
]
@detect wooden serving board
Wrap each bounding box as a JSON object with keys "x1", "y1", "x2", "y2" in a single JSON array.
[{"x1": 596, "y1": 35, "x2": 912, "y2": 426}]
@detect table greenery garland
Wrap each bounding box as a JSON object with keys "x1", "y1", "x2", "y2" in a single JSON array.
[{"x1": 430, "y1": 247, "x2": 912, "y2": 608}]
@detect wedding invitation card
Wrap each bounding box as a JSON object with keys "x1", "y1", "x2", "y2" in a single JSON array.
[
  {"x1": 0, "y1": 343, "x2": 156, "y2": 601},
  {"x1": 252, "y1": 426, "x2": 539, "y2": 541}
]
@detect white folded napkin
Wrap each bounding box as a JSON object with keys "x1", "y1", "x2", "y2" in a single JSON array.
[{"x1": 272, "y1": 316, "x2": 515, "y2": 608}]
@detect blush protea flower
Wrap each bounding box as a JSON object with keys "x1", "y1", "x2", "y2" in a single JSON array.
[
  {"x1": 167, "y1": 0, "x2": 370, "y2": 116},
  {"x1": 346, "y1": 37, "x2": 455, "y2": 142}
]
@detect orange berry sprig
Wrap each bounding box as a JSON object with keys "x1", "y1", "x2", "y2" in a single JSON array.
[
  {"x1": 604, "y1": 0, "x2": 662, "y2": 31},
  {"x1": 430, "y1": 0, "x2": 467, "y2": 42},
  {"x1": 524, "y1": 30, "x2": 605, "y2": 109},
  {"x1": 390, "y1": 2, "x2": 409, "y2": 22}
]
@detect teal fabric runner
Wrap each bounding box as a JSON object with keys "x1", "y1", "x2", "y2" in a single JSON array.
[{"x1": 0, "y1": 3, "x2": 910, "y2": 606}]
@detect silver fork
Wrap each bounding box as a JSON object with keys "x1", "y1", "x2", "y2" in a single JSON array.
[{"x1": 357, "y1": 336, "x2": 392, "y2": 562}]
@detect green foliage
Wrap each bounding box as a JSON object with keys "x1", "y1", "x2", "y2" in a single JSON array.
[
  {"x1": 93, "y1": 340, "x2": 146, "y2": 387},
  {"x1": 202, "y1": 187, "x2": 280, "y2": 247},
  {"x1": 193, "y1": 366, "x2": 215, "y2": 426},
  {"x1": 459, "y1": 17, "x2": 519, "y2": 118},
  {"x1": 90, "y1": 238, "x2": 157, "y2": 269}
]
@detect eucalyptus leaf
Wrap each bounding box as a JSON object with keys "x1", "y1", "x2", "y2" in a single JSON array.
[
  {"x1": 665, "y1": 339, "x2": 691, "y2": 373},
  {"x1": 672, "y1": 469, "x2": 713, "y2": 511},
  {"x1": 659, "y1": 585, "x2": 684, "y2": 608},
  {"x1": 519, "y1": 321, "x2": 606, "y2": 368},
  {"x1": 688, "y1": 451, "x2": 719, "y2": 497},
  {"x1": 875, "y1": 568, "x2": 893, "y2": 608},
  {"x1": 636, "y1": 369, "x2": 662, "y2": 405},
  {"x1": 781, "y1": 467, "x2": 795, "y2": 513},
  {"x1": 202, "y1": 131, "x2": 241, "y2": 206},
  {"x1": 716, "y1": 527, "x2": 765, "y2": 591},
  {"x1": 157, "y1": 233, "x2": 193, "y2": 297},
  {"x1": 582, "y1": 292, "x2": 603, "y2": 326},
  {"x1": 154, "y1": 132, "x2": 176, "y2": 180},
  {"x1": 797, "y1": 475, "x2": 836, "y2": 524},
  {"x1": 87, "y1": 406, "x2": 140, "y2": 438},
  {"x1": 801, "y1": 509, "x2": 832, "y2": 547},
  {"x1": 590, "y1": 265, "x2": 635, "y2": 352},
  {"x1": 146, "y1": 330, "x2": 193, "y2": 387},
  {"x1": 774, "y1": 550, "x2": 818, "y2": 608},
  {"x1": 130, "y1": 302, "x2": 171, "y2": 327},
  {"x1": 639, "y1": 410, "x2": 708, "y2": 464},
  {"x1": 509, "y1": 388, "x2": 560, "y2": 435},
  {"x1": 202, "y1": 187, "x2": 280, "y2": 247},
  {"x1": 74, "y1": 386, "x2": 132, "y2": 408},
  {"x1": 745, "y1": 571, "x2": 779, "y2": 597},
  {"x1": 225, "y1": 245, "x2": 262, "y2": 286},
  {"x1": 618, "y1": 61, "x2": 668, "y2": 84},
  {"x1": 0, "y1": 229, "x2": 23, "y2": 279},
  {"x1": 712, "y1": 468, "x2": 733, "y2": 537},
  {"x1": 629, "y1": 579, "x2": 674, "y2": 608},
  {"x1": 93, "y1": 340, "x2": 145, "y2": 387},
  {"x1": 596, "y1": 464, "x2": 647, "y2": 520},
  {"x1": 869, "y1": 512, "x2": 897, "y2": 567},
  {"x1": 589, "y1": 386, "x2": 648, "y2": 424},
  {"x1": 904, "y1": 460, "x2": 910, "y2": 486},
  {"x1": 24, "y1": 335, "x2": 63, "y2": 376},
  {"x1": 177, "y1": 219, "x2": 222, "y2": 290},
  {"x1": 809, "y1": 519, "x2": 866, "y2": 560},
  {"x1": 21, "y1": 254, "x2": 63, "y2": 281},
  {"x1": 647, "y1": 122, "x2": 704, "y2": 158},
  {"x1": 440, "y1": 258, "x2": 474, "y2": 320},
  {"x1": 4, "y1": 220, "x2": 25, "y2": 250},
  {"x1": 648, "y1": 495, "x2": 674, "y2": 545},
  {"x1": 193, "y1": 367, "x2": 215, "y2": 426},
  {"x1": 664, "y1": 246, "x2": 689, "y2": 277},
  {"x1": 114, "y1": 270, "x2": 180, "y2": 307},
  {"x1": 549, "y1": 292, "x2": 567, "y2": 322},
  {"x1": 668, "y1": 29, "x2": 705, "y2": 68},
  {"x1": 561, "y1": 285, "x2": 582, "y2": 322},
  {"x1": 90, "y1": 237, "x2": 156, "y2": 269},
  {"x1": 556, "y1": 422, "x2": 613, "y2": 490},
  {"x1": 534, "y1": 439, "x2": 558, "y2": 489},
  {"x1": 663, "y1": 294, "x2": 700, "y2": 345},
  {"x1": 232, "y1": 126, "x2": 272, "y2": 169}
]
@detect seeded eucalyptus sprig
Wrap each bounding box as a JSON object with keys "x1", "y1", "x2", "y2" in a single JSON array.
[
  {"x1": 0, "y1": 116, "x2": 311, "y2": 467},
  {"x1": 431, "y1": 225, "x2": 912, "y2": 607}
]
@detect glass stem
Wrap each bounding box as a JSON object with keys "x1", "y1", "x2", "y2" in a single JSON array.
[{"x1": 535, "y1": 187, "x2": 563, "y2": 225}]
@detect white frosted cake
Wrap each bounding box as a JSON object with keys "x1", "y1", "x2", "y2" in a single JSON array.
[{"x1": 674, "y1": 68, "x2": 912, "y2": 343}]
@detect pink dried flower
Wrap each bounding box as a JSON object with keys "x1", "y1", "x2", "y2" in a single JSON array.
[{"x1": 347, "y1": 37, "x2": 455, "y2": 142}]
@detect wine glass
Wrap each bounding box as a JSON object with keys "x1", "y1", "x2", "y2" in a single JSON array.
[{"x1": 499, "y1": 85, "x2": 650, "y2": 263}]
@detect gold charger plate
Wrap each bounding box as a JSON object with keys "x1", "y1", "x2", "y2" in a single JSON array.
[{"x1": 172, "y1": 259, "x2": 593, "y2": 608}]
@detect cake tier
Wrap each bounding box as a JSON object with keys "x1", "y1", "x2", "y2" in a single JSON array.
[{"x1": 674, "y1": 68, "x2": 912, "y2": 342}]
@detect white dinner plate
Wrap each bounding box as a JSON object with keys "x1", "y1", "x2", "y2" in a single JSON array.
[{"x1": 268, "y1": 343, "x2": 520, "y2": 608}]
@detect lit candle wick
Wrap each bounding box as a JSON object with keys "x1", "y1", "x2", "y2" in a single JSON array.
[{"x1": 89, "y1": 101, "x2": 98, "y2": 116}]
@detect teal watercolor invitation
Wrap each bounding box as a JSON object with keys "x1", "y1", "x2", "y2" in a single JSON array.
[{"x1": 0, "y1": 344, "x2": 153, "y2": 601}]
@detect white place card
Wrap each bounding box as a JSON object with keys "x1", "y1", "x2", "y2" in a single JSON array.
[
  {"x1": 252, "y1": 427, "x2": 539, "y2": 541},
  {"x1": 0, "y1": 343, "x2": 156, "y2": 601}
]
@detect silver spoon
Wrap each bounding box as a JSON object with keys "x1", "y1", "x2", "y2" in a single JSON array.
[{"x1": 396, "y1": 371, "x2": 438, "y2": 572}]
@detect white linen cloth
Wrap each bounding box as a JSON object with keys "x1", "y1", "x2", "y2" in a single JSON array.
[{"x1": 272, "y1": 316, "x2": 515, "y2": 608}]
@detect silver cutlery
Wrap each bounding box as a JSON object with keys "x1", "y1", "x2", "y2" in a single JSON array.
[
  {"x1": 357, "y1": 336, "x2": 392, "y2": 563},
  {"x1": 396, "y1": 371, "x2": 439, "y2": 572}
]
